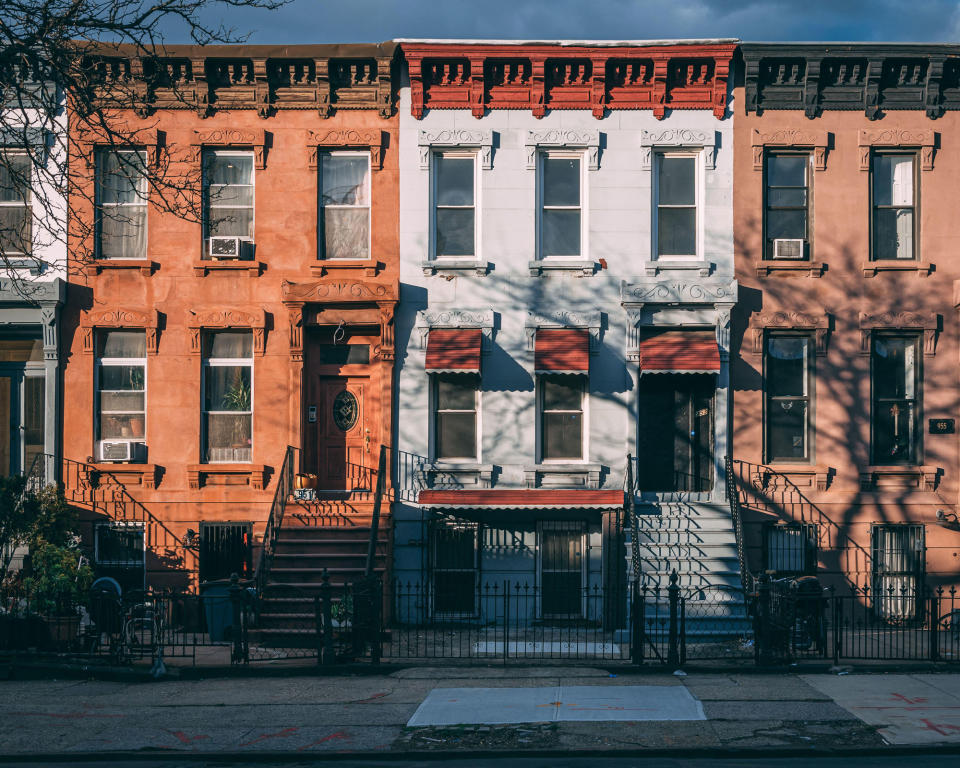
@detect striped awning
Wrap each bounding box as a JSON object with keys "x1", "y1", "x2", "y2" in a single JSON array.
[
  {"x1": 534, "y1": 329, "x2": 589, "y2": 374},
  {"x1": 419, "y1": 489, "x2": 624, "y2": 510},
  {"x1": 639, "y1": 330, "x2": 720, "y2": 374},
  {"x1": 425, "y1": 328, "x2": 482, "y2": 373}
]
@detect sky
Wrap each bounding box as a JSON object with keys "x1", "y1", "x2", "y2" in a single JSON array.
[{"x1": 172, "y1": 0, "x2": 960, "y2": 45}]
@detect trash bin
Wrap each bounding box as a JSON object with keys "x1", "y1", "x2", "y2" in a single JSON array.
[
  {"x1": 790, "y1": 575, "x2": 824, "y2": 651},
  {"x1": 200, "y1": 580, "x2": 233, "y2": 642}
]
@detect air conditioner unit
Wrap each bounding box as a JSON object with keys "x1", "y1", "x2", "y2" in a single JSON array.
[
  {"x1": 99, "y1": 440, "x2": 132, "y2": 462},
  {"x1": 773, "y1": 238, "x2": 805, "y2": 260},
  {"x1": 208, "y1": 236, "x2": 253, "y2": 260}
]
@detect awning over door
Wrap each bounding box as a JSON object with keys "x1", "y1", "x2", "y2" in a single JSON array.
[
  {"x1": 425, "y1": 328, "x2": 482, "y2": 373},
  {"x1": 419, "y1": 488, "x2": 623, "y2": 510},
  {"x1": 534, "y1": 329, "x2": 589, "y2": 374},
  {"x1": 639, "y1": 330, "x2": 721, "y2": 374}
]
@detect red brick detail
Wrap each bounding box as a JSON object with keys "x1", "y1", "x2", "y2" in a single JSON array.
[
  {"x1": 639, "y1": 330, "x2": 720, "y2": 373},
  {"x1": 419, "y1": 489, "x2": 624, "y2": 508},
  {"x1": 535, "y1": 329, "x2": 589, "y2": 373},
  {"x1": 402, "y1": 43, "x2": 736, "y2": 120},
  {"x1": 425, "y1": 328, "x2": 482, "y2": 372}
]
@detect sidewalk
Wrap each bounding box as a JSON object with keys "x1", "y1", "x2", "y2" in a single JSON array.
[{"x1": 1, "y1": 667, "x2": 960, "y2": 757}]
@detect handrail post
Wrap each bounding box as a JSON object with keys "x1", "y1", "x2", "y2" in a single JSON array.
[
  {"x1": 365, "y1": 445, "x2": 387, "y2": 578},
  {"x1": 667, "y1": 570, "x2": 680, "y2": 669}
]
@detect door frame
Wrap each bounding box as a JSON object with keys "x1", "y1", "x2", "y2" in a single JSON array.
[
  {"x1": 536, "y1": 520, "x2": 587, "y2": 620},
  {"x1": 0, "y1": 362, "x2": 45, "y2": 476}
]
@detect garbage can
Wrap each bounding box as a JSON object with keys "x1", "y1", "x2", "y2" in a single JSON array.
[
  {"x1": 790, "y1": 575, "x2": 824, "y2": 651},
  {"x1": 200, "y1": 580, "x2": 233, "y2": 642}
]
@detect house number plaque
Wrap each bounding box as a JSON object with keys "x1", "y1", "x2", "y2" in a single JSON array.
[
  {"x1": 332, "y1": 390, "x2": 359, "y2": 431},
  {"x1": 929, "y1": 419, "x2": 955, "y2": 435}
]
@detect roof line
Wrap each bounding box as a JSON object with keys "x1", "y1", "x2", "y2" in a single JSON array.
[{"x1": 394, "y1": 38, "x2": 738, "y2": 46}]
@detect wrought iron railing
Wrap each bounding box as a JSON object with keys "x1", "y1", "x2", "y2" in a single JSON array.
[
  {"x1": 724, "y1": 455, "x2": 753, "y2": 595},
  {"x1": 254, "y1": 445, "x2": 295, "y2": 595}
]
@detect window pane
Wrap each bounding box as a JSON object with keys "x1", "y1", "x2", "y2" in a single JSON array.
[
  {"x1": 873, "y1": 208, "x2": 913, "y2": 260},
  {"x1": 0, "y1": 338, "x2": 42, "y2": 362},
  {"x1": 767, "y1": 337, "x2": 807, "y2": 397},
  {"x1": 205, "y1": 154, "x2": 253, "y2": 185},
  {"x1": 769, "y1": 400, "x2": 807, "y2": 460},
  {"x1": 436, "y1": 208, "x2": 475, "y2": 256},
  {"x1": 873, "y1": 400, "x2": 915, "y2": 463},
  {"x1": 100, "y1": 391, "x2": 145, "y2": 411},
  {"x1": 657, "y1": 156, "x2": 695, "y2": 205},
  {"x1": 437, "y1": 412, "x2": 476, "y2": 459},
  {"x1": 657, "y1": 207, "x2": 696, "y2": 256},
  {"x1": 99, "y1": 413, "x2": 146, "y2": 439},
  {"x1": 767, "y1": 155, "x2": 806, "y2": 187},
  {"x1": 543, "y1": 412, "x2": 582, "y2": 460},
  {"x1": 206, "y1": 331, "x2": 253, "y2": 359},
  {"x1": 542, "y1": 377, "x2": 581, "y2": 410},
  {"x1": 205, "y1": 366, "x2": 251, "y2": 411},
  {"x1": 541, "y1": 209, "x2": 581, "y2": 256},
  {"x1": 98, "y1": 151, "x2": 146, "y2": 204},
  {"x1": 208, "y1": 184, "x2": 254, "y2": 207},
  {"x1": 0, "y1": 206, "x2": 30, "y2": 253},
  {"x1": 873, "y1": 155, "x2": 913, "y2": 206},
  {"x1": 315, "y1": 345, "x2": 370, "y2": 365},
  {"x1": 99, "y1": 365, "x2": 144, "y2": 391},
  {"x1": 435, "y1": 156, "x2": 474, "y2": 206},
  {"x1": 100, "y1": 331, "x2": 146, "y2": 358},
  {"x1": 97, "y1": 527, "x2": 144, "y2": 564},
  {"x1": 766, "y1": 209, "x2": 806, "y2": 241},
  {"x1": 23, "y1": 375, "x2": 44, "y2": 472},
  {"x1": 0, "y1": 154, "x2": 30, "y2": 203},
  {"x1": 767, "y1": 188, "x2": 807, "y2": 208},
  {"x1": 874, "y1": 338, "x2": 915, "y2": 399},
  {"x1": 98, "y1": 206, "x2": 146, "y2": 259},
  {"x1": 437, "y1": 376, "x2": 476, "y2": 410},
  {"x1": 321, "y1": 155, "x2": 369, "y2": 206},
  {"x1": 542, "y1": 157, "x2": 580, "y2": 207},
  {"x1": 323, "y1": 207, "x2": 369, "y2": 259},
  {"x1": 207, "y1": 207, "x2": 254, "y2": 239},
  {"x1": 205, "y1": 413, "x2": 251, "y2": 462},
  {"x1": 767, "y1": 527, "x2": 808, "y2": 573}
]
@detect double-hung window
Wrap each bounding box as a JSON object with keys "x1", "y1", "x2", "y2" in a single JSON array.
[
  {"x1": 203, "y1": 331, "x2": 253, "y2": 463},
  {"x1": 433, "y1": 153, "x2": 476, "y2": 258},
  {"x1": 871, "y1": 335, "x2": 920, "y2": 465},
  {"x1": 655, "y1": 153, "x2": 697, "y2": 259},
  {"x1": 320, "y1": 152, "x2": 370, "y2": 260},
  {"x1": 96, "y1": 331, "x2": 146, "y2": 459},
  {"x1": 203, "y1": 151, "x2": 254, "y2": 258},
  {"x1": 433, "y1": 374, "x2": 478, "y2": 461},
  {"x1": 871, "y1": 524, "x2": 924, "y2": 620},
  {"x1": 95, "y1": 149, "x2": 147, "y2": 260},
  {"x1": 0, "y1": 152, "x2": 32, "y2": 257},
  {"x1": 539, "y1": 375, "x2": 584, "y2": 461},
  {"x1": 764, "y1": 153, "x2": 810, "y2": 260},
  {"x1": 764, "y1": 523, "x2": 818, "y2": 576},
  {"x1": 765, "y1": 335, "x2": 812, "y2": 462},
  {"x1": 871, "y1": 153, "x2": 916, "y2": 261},
  {"x1": 95, "y1": 521, "x2": 146, "y2": 591},
  {"x1": 539, "y1": 154, "x2": 582, "y2": 258}
]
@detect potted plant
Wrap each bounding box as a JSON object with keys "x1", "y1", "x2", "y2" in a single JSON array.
[{"x1": 23, "y1": 541, "x2": 93, "y2": 650}]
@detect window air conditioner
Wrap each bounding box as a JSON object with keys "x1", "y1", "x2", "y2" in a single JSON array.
[
  {"x1": 209, "y1": 236, "x2": 253, "y2": 260},
  {"x1": 773, "y1": 238, "x2": 805, "y2": 260},
  {"x1": 99, "y1": 440, "x2": 133, "y2": 462}
]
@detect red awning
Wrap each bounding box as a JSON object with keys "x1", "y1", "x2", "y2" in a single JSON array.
[
  {"x1": 639, "y1": 330, "x2": 720, "y2": 374},
  {"x1": 425, "y1": 328, "x2": 482, "y2": 373},
  {"x1": 534, "y1": 329, "x2": 589, "y2": 374},
  {"x1": 419, "y1": 489, "x2": 624, "y2": 510}
]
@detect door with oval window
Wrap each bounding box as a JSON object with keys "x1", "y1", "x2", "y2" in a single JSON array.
[{"x1": 316, "y1": 377, "x2": 367, "y2": 491}]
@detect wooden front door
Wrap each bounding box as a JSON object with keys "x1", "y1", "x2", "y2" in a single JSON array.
[{"x1": 316, "y1": 376, "x2": 369, "y2": 491}]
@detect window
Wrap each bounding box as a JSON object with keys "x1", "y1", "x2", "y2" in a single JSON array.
[
  {"x1": 96, "y1": 331, "x2": 146, "y2": 457},
  {"x1": 0, "y1": 152, "x2": 31, "y2": 256},
  {"x1": 203, "y1": 331, "x2": 253, "y2": 463},
  {"x1": 203, "y1": 151, "x2": 254, "y2": 257},
  {"x1": 539, "y1": 375, "x2": 584, "y2": 461},
  {"x1": 765, "y1": 335, "x2": 812, "y2": 462},
  {"x1": 539, "y1": 154, "x2": 582, "y2": 258},
  {"x1": 871, "y1": 524, "x2": 924, "y2": 620},
  {"x1": 320, "y1": 152, "x2": 370, "y2": 260},
  {"x1": 431, "y1": 522, "x2": 478, "y2": 615},
  {"x1": 655, "y1": 153, "x2": 697, "y2": 259},
  {"x1": 199, "y1": 522, "x2": 252, "y2": 582},
  {"x1": 764, "y1": 153, "x2": 809, "y2": 260},
  {"x1": 764, "y1": 523, "x2": 818, "y2": 576},
  {"x1": 433, "y1": 153, "x2": 476, "y2": 258},
  {"x1": 871, "y1": 153, "x2": 916, "y2": 261},
  {"x1": 871, "y1": 335, "x2": 920, "y2": 465},
  {"x1": 94, "y1": 522, "x2": 145, "y2": 592},
  {"x1": 637, "y1": 374, "x2": 713, "y2": 492},
  {"x1": 540, "y1": 521, "x2": 585, "y2": 618},
  {"x1": 433, "y1": 374, "x2": 478, "y2": 461},
  {"x1": 95, "y1": 149, "x2": 147, "y2": 260}
]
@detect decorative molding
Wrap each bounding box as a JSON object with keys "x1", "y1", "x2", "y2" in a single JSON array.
[
  {"x1": 525, "y1": 129, "x2": 600, "y2": 170},
  {"x1": 524, "y1": 310, "x2": 603, "y2": 353},
  {"x1": 859, "y1": 465, "x2": 939, "y2": 493},
  {"x1": 858, "y1": 311, "x2": 939, "y2": 356},
  {"x1": 77, "y1": 125, "x2": 163, "y2": 169},
  {"x1": 306, "y1": 128, "x2": 384, "y2": 170},
  {"x1": 640, "y1": 129, "x2": 717, "y2": 170},
  {"x1": 81, "y1": 308, "x2": 160, "y2": 355},
  {"x1": 187, "y1": 308, "x2": 267, "y2": 355},
  {"x1": 187, "y1": 463, "x2": 266, "y2": 490},
  {"x1": 751, "y1": 128, "x2": 830, "y2": 171},
  {"x1": 748, "y1": 310, "x2": 830, "y2": 356},
  {"x1": 192, "y1": 128, "x2": 268, "y2": 169},
  {"x1": 418, "y1": 129, "x2": 493, "y2": 170},
  {"x1": 620, "y1": 278, "x2": 738, "y2": 307},
  {"x1": 281, "y1": 279, "x2": 397, "y2": 304},
  {"x1": 416, "y1": 309, "x2": 495, "y2": 350},
  {"x1": 858, "y1": 128, "x2": 936, "y2": 171}
]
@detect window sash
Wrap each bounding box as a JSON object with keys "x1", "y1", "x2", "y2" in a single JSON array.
[
  {"x1": 95, "y1": 523, "x2": 146, "y2": 567},
  {"x1": 96, "y1": 333, "x2": 147, "y2": 443},
  {"x1": 433, "y1": 375, "x2": 478, "y2": 461},
  {"x1": 203, "y1": 340, "x2": 254, "y2": 463},
  {"x1": 764, "y1": 152, "x2": 810, "y2": 260},
  {"x1": 203, "y1": 151, "x2": 255, "y2": 248},
  {"x1": 539, "y1": 376, "x2": 584, "y2": 461},
  {"x1": 765, "y1": 335, "x2": 812, "y2": 462},
  {"x1": 0, "y1": 151, "x2": 32, "y2": 256},
  {"x1": 871, "y1": 153, "x2": 916, "y2": 261},
  {"x1": 320, "y1": 152, "x2": 371, "y2": 260},
  {"x1": 539, "y1": 153, "x2": 582, "y2": 258},
  {"x1": 765, "y1": 524, "x2": 816, "y2": 575},
  {"x1": 433, "y1": 152, "x2": 477, "y2": 258},
  {"x1": 95, "y1": 150, "x2": 148, "y2": 260},
  {"x1": 655, "y1": 152, "x2": 698, "y2": 259},
  {"x1": 871, "y1": 335, "x2": 920, "y2": 465}
]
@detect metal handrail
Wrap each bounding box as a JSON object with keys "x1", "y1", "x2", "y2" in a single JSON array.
[
  {"x1": 254, "y1": 445, "x2": 295, "y2": 595},
  {"x1": 724, "y1": 455, "x2": 754, "y2": 595}
]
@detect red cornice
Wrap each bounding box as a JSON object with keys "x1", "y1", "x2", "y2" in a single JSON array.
[
  {"x1": 419, "y1": 489, "x2": 624, "y2": 508},
  {"x1": 402, "y1": 43, "x2": 736, "y2": 120}
]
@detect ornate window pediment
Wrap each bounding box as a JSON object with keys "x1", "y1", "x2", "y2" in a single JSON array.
[
  {"x1": 859, "y1": 311, "x2": 939, "y2": 356},
  {"x1": 187, "y1": 308, "x2": 267, "y2": 356},
  {"x1": 76, "y1": 125, "x2": 163, "y2": 170},
  {"x1": 525, "y1": 130, "x2": 600, "y2": 171},
  {"x1": 307, "y1": 128, "x2": 385, "y2": 171},
  {"x1": 418, "y1": 129, "x2": 493, "y2": 170},
  {"x1": 751, "y1": 128, "x2": 830, "y2": 171},
  {"x1": 747, "y1": 310, "x2": 830, "y2": 356},
  {"x1": 523, "y1": 310, "x2": 603, "y2": 353},
  {"x1": 859, "y1": 128, "x2": 936, "y2": 171},
  {"x1": 191, "y1": 128, "x2": 268, "y2": 169},
  {"x1": 416, "y1": 309, "x2": 495, "y2": 350},
  {"x1": 641, "y1": 129, "x2": 717, "y2": 170},
  {"x1": 81, "y1": 308, "x2": 160, "y2": 355}
]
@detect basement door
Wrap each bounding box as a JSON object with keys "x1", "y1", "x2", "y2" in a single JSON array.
[{"x1": 314, "y1": 376, "x2": 369, "y2": 491}]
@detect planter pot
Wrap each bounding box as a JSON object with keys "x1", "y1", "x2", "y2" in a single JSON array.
[{"x1": 42, "y1": 614, "x2": 81, "y2": 651}]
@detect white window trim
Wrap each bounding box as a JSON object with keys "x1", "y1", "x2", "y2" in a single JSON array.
[
  {"x1": 203, "y1": 149, "x2": 255, "y2": 252},
  {"x1": 318, "y1": 150, "x2": 371, "y2": 261},
  {"x1": 95, "y1": 148, "x2": 148, "y2": 261},
  {"x1": 536, "y1": 150, "x2": 587, "y2": 262},
  {"x1": 536, "y1": 374, "x2": 588, "y2": 464},
  {"x1": 652, "y1": 149, "x2": 704, "y2": 263},
  {"x1": 0, "y1": 150, "x2": 32, "y2": 258},
  {"x1": 429, "y1": 374, "x2": 482, "y2": 463},
  {"x1": 202, "y1": 342, "x2": 254, "y2": 465},
  {"x1": 95, "y1": 335, "x2": 147, "y2": 454},
  {"x1": 429, "y1": 150, "x2": 481, "y2": 264},
  {"x1": 94, "y1": 521, "x2": 146, "y2": 568}
]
